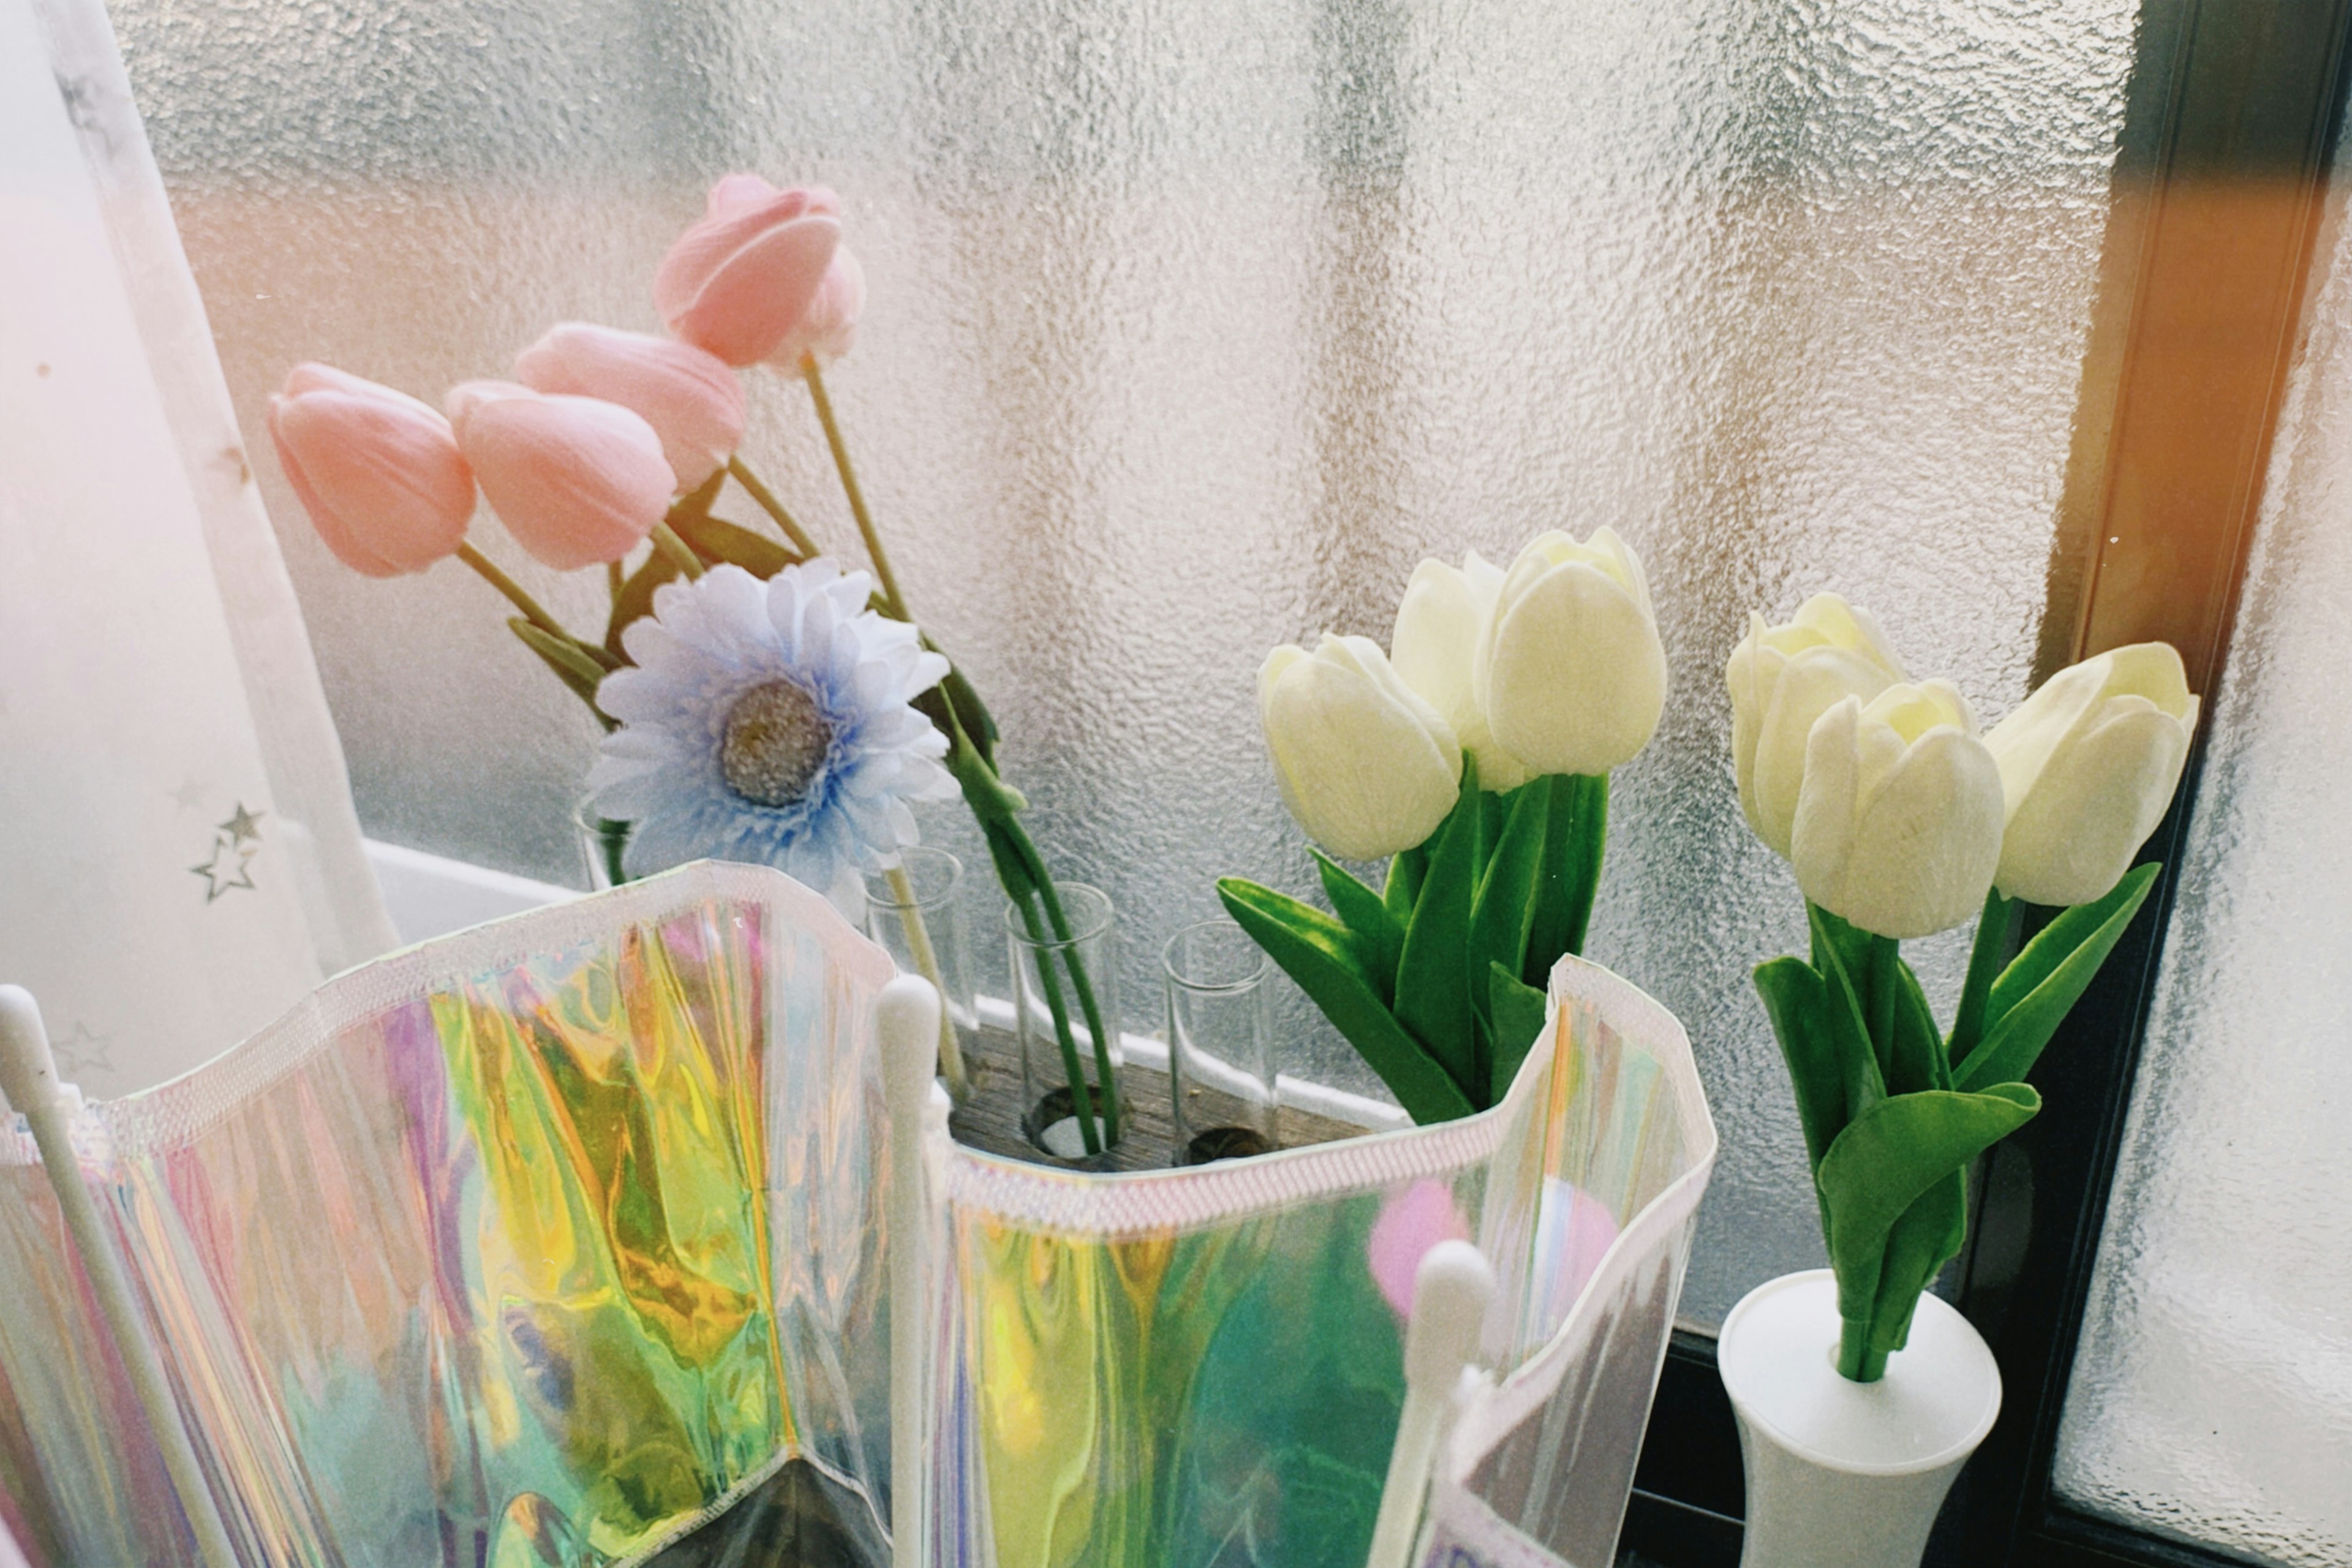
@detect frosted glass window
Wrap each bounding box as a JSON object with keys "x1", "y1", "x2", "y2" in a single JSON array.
[
  {"x1": 2051, "y1": 158, "x2": 2352, "y2": 1567},
  {"x1": 116, "y1": 0, "x2": 2135, "y2": 1322}
]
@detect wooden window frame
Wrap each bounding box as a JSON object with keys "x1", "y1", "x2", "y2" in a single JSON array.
[{"x1": 1619, "y1": 1, "x2": 2352, "y2": 1564}]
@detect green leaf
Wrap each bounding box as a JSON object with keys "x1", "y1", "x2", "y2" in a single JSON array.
[
  {"x1": 1218, "y1": 878, "x2": 1474, "y2": 1123},
  {"x1": 1384, "y1": 843, "x2": 1428, "y2": 927},
  {"x1": 1476, "y1": 787, "x2": 1507, "y2": 876},
  {"x1": 942, "y1": 737, "x2": 1030, "y2": 827},
  {"x1": 672, "y1": 463, "x2": 726, "y2": 522},
  {"x1": 1886, "y1": 957, "x2": 1949, "y2": 1095},
  {"x1": 605, "y1": 513, "x2": 806, "y2": 660},
  {"x1": 938, "y1": 660, "x2": 1000, "y2": 766},
  {"x1": 1392, "y1": 785, "x2": 1482, "y2": 1102},
  {"x1": 1806, "y1": 903, "x2": 1889, "y2": 1123},
  {"x1": 1521, "y1": 772, "x2": 1608, "y2": 987},
  {"x1": 1858, "y1": 1170, "x2": 1968, "y2": 1367},
  {"x1": 670, "y1": 510, "x2": 801, "y2": 577},
  {"x1": 1487, "y1": 963, "x2": 1550, "y2": 1104},
  {"x1": 1815, "y1": 1084, "x2": 2040, "y2": 1326},
  {"x1": 1471, "y1": 782, "x2": 1550, "y2": 1010},
  {"x1": 977, "y1": 815, "x2": 1038, "y2": 902},
  {"x1": 507, "y1": 618, "x2": 614, "y2": 725},
  {"x1": 1752, "y1": 957, "x2": 1845, "y2": 1173},
  {"x1": 1807, "y1": 904, "x2": 1878, "y2": 1000},
  {"x1": 1958, "y1": 864, "x2": 2160, "y2": 1093},
  {"x1": 604, "y1": 550, "x2": 684, "y2": 660},
  {"x1": 1314, "y1": 850, "x2": 1404, "y2": 1001},
  {"x1": 1947, "y1": 886, "x2": 2016, "y2": 1067},
  {"x1": 1987, "y1": 862, "x2": 2159, "y2": 1022}
]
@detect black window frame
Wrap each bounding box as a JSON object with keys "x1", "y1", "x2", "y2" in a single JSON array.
[{"x1": 1618, "y1": 1, "x2": 2352, "y2": 1564}]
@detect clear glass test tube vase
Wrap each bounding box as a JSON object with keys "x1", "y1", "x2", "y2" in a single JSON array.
[
  {"x1": 864, "y1": 845, "x2": 974, "y2": 1098},
  {"x1": 1163, "y1": 917, "x2": 1278, "y2": 1164},
  {"x1": 1006, "y1": 881, "x2": 1124, "y2": 1163}
]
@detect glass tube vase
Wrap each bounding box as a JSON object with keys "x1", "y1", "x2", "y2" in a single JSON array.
[
  {"x1": 863, "y1": 846, "x2": 973, "y2": 1098},
  {"x1": 1006, "y1": 882, "x2": 1124, "y2": 1163},
  {"x1": 1163, "y1": 917, "x2": 1278, "y2": 1164}
]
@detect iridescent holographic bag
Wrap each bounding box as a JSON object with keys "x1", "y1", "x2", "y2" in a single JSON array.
[{"x1": 0, "y1": 862, "x2": 1713, "y2": 1568}]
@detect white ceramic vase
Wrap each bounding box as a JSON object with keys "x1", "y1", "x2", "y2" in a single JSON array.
[{"x1": 1717, "y1": 1270, "x2": 2000, "y2": 1568}]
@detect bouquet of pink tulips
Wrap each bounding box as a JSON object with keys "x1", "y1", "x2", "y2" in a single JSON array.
[{"x1": 268, "y1": 176, "x2": 1118, "y2": 1134}]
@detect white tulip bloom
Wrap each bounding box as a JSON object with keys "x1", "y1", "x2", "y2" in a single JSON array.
[
  {"x1": 1985, "y1": 643, "x2": 2198, "y2": 907},
  {"x1": 1473, "y1": 527, "x2": 1668, "y2": 777},
  {"x1": 1260, "y1": 634, "x2": 1463, "y2": 860},
  {"x1": 1390, "y1": 551, "x2": 1535, "y2": 791},
  {"x1": 1790, "y1": 681, "x2": 2006, "y2": 940},
  {"x1": 1726, "y1": 594, "x2": 1907, "y2": 858}
]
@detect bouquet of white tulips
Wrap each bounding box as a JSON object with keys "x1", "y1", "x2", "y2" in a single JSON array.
[
  {"x1": 1730, "y1": 597, "x2": 2199, "y2": 1382},
  {"x1": 1219, "y1": 529, "x2": 1668, "y2": 1123}
]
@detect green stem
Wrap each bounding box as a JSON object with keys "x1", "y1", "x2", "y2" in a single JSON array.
[
  {"x1": 649, "y1": 521, "x2": 706, "y2": 579},
  {"x1": 606, "y1": 559, "x2": 624, "y2": 606},
  {"x1": 1839, "y1": 1321, "x2": 1889, "y2": 1382},
  {"x1": 1868, "y1": 934, "x2": 1899, "y2": 1080},
  {"x1": 974, "y1": 756, "x2": 1120, "y2": 1140},
  {"x1": 783, "y1": 395, "x2": 1120, "y2": 1142},
  {"x1": 1559, "y1": 771, "x2": 1609, "y2": 960},
  {"x1": 457, "y1": 542, "x2": 569, "y2": 641},
  {"x1": 726, "y1": 456, "x2": 823, "y2": 559},
  {"x1": 587, "y1": 815, "x2": 628, "y2": 886},
  {"x1": 1030, "y1": 860, "x2": 1123, "y2": 1142},
  {"x1": 1948, "y1": 885, "x2": 2015, "y2": 1069},
  {"x1": 931, "y1": 682, "x2": 1123, "y2": 1145},
  {"x1": 1011, "y1": 878, "x2": 1102, "y2": 1153},
  {"x1": 802, "y1": 356, "x2": 911, "y2": 620}
]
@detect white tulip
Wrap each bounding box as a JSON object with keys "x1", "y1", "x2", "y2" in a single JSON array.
[
  {"x1": 1390, "y1": 551, "x2": 1534, "y2": 791},
  {"x1": 1985, "y1": 643, "x2": 2198, "y2": 907},
  {"x1": 1790, "y1": 681, "x2": 2006, "y2": 940},
  {"x1": 1473, "y1": 527, "x2": 1668, "y2": 777},
  {"x1": 1726, "y1": 594, "x2": 1907, "y2": 857},
  {"x1": 1260, "y1": 634, "x2": 1463, "y2": 860}
]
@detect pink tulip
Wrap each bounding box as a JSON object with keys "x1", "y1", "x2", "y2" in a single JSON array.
[
  {"x1": 1368, "y1": 1178, "x2": 1473, "y2": 1318},
  {"x1": 514, "y1": 323, "x2": 746, "y2": 490},
  {"x1": 765, "y1": 244, "x2": 865, "y2": 371},
  {"x1": 445, "y1": 381, "x2": 673, "y2": 571},
  {"x1": 654, "y1": 176, "x2": 843, "y2": 367},
  {"x1": 266, "y1": 363, "x2": 475, "y2": 578}
]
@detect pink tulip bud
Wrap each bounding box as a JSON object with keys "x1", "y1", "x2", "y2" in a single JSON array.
[
  {"x1": 513, "y1": 323, "x2": 746, "y2": 491},
  {"x1": 654, "y1": 176, "x2": 843, "y2": 367},
  {"x1": 266, "y1": 363, "x2": 475, "y2": 578},
  {"x1": 764, "y1": 244, "x2": 865, "y2": 371},
  {"x1": 444, "y1": 381, "x2": 673, "y2": 571},
  {"x1": 1368, "y1": 1178, "x2": 1473, "y2": 1318}
]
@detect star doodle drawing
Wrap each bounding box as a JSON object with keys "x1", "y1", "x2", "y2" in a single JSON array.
[
  {"x1": 190, "y1": 833, "x2": 258, "y2": 903},
  {"x1": 219, "y1": 802, "x2": 265, "y2": 845},
  {"x1": 56, "y1": 1020, "x2": 116, "y2": 1080},
  {"x1": 168, "y1": 776, "x2": 209, "y2": 812}
]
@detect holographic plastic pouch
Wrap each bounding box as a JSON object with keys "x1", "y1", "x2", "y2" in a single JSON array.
[
  {"x1": 1, "y1": 862, "x2": 895, "y2": 1568},
  {"x1": 1429, "y1": 958, "x2": 1716, "y2": 1568},
  {"x1": 924, "y1": 952, "x2": 1716, "y2": 1568},
  {"x1": 0, "y1": 867, "x2": 1713, "y2": 1568}
]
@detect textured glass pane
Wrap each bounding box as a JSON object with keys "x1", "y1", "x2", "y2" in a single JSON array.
[
  {"x1": 115, "y1": 0, "x2": 2132, "y2": 1321},
  {"x1": 2051, "y1": 162, "x2": 2352, "y2": 1568}
]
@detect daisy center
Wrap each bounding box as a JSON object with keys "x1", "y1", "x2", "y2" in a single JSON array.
[{"x1": 720, "y1": 680, "x2": 832, "y2": 807}]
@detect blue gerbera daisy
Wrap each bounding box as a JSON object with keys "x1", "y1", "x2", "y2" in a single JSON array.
[{"x1": 586, "y1": 560, "x2": 959, "y2": 914}]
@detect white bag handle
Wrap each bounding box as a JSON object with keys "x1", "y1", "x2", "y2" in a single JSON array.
[
  {"x1": 1366, "y1": 1238, "x2": 1496, "y2": 1568},
  {"x1": 0, "y1": 986, "x2": 239, "y2": 1568}
]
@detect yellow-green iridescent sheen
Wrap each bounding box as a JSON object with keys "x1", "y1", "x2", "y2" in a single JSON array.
[
  {"x1": 0, "y1": 878, "x2": 884, "y2": 1568},
  {"x1": 953, "y1": 1194, "x2": 1417, "y2": 1568},
  {"x1": 433, "y1": 918, "x2": 790, "y2": 1561}
]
